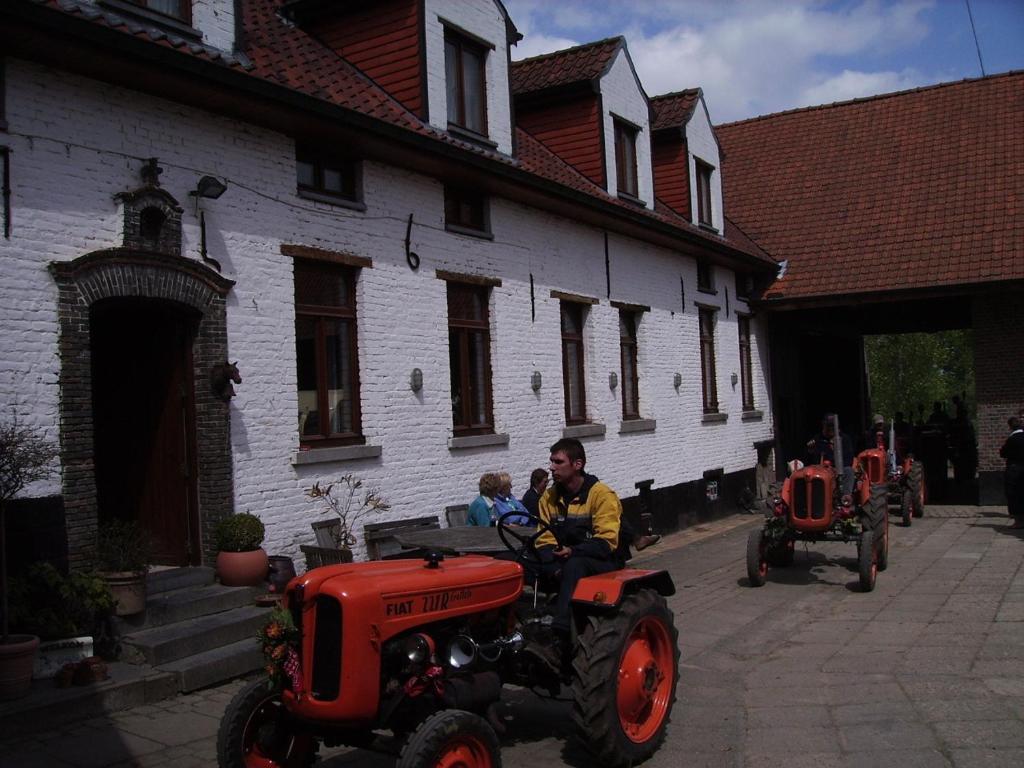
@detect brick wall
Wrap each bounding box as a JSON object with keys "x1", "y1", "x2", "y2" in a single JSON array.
[
  {"x1": 974, "y1": 293, "x2": 1024, "y2": 504},
  {"x1": 1, "y1": 58, "x2": 773, "y2": 568}
]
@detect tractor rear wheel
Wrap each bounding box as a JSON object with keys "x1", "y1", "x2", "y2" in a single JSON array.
[
  {"x1": 858, "y1": 529, "x2": 877, "y2": 592},
  {"x1": 217, "y1": 678, "x2": 316, "y2": 768},
  {"x1": 901, "y1": 488, "x2": 913, "y2": 527},
  {"x1": 396, "y1": 710, "x2": 501, "y2": 768},
  {"x1": 746, "y1": 529, "x2": 768, "y2": 586},
  {"x1": 908, "y1": 461, "x2": 926, "y2": 518},
  {"x1": 571, "y1": 589, "x2": 679, "y2": 768}
]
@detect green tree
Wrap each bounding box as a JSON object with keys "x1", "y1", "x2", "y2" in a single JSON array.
[{"x1": 864, "y1": 330, "x2": 974, "y2": 423}]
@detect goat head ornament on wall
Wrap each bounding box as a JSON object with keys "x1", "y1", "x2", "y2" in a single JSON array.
[{"x1": 211, "y1": 361, "x2": 241, "y2": 402}]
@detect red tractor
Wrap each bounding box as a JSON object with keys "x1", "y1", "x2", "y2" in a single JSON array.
[
  {"x1": 853, "y1": 422, "x2": 927, "y2": 527},
  {"x1": 218, "y1": 512, "x2": 679, "y2": 768},
  {"x1": 747, "y1": 416, "x2": 889, "y2": 592}
]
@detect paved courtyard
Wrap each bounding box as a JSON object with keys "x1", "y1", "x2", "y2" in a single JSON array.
[{"x1": 2, "y1": 506, "x2": 1021, "y2": 767}]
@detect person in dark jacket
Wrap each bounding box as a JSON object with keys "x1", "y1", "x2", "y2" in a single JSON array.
[
  {"x1": 1000, "y1": 416, "x2": 1024, "y2": 529},
  {"x1": 520, "y1": 467, "x2": 549, "y2": 518},
  {"x1": 807, "y1": 413, "x2": 855, "y2": 492}
]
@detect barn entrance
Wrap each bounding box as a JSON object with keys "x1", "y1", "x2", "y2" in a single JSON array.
[
  {"x1": 767, "y1": 295, "x2": 977, "y2": 505},
  {"x1": 90, "y1": 298, "x2": 201, "y2": 565},
  {"x1": 863, "y1": 329, "x2": 976, "y2": 504}
]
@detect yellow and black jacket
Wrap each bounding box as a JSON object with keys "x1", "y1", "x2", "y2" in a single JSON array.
[{"x1": 536, "y1": 473, "x2": 623, "y2": 561}]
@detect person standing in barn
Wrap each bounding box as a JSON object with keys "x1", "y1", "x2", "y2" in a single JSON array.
[{"x1": 1000, "y1": 417, "x2": 1024, "y2": 529}]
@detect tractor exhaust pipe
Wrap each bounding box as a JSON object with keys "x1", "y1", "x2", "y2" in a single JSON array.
[
  {"x1": 888, "y1": 419, "x2": 898, "y2": 475},
  {"x1": 831, "y1": 413, "x2": 843, "y2": 470}
]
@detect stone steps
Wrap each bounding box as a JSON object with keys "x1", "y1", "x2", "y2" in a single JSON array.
[
  {"x1": 116, "y1": 567, "x2": 272, "y2": 693},
  {"x1": 156, "y1": 637, "x2": 265, "y2": 693}
]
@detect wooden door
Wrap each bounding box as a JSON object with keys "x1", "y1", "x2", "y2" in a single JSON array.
[{"x1": 91, "y1": 299, "x2": 200, "y2": 565}]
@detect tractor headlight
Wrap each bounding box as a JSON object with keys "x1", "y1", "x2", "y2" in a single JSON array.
[
  {"x1": 402, "y1": 633, "x2": 435, "y2": 665},
  {"x1": 772, "y1": 497, "x2": 788, "y2": 517}
]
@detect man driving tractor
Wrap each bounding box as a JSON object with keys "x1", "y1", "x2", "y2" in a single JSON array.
[{"x1": 524, "y1": 438, "x2": 628, "y2": 671}]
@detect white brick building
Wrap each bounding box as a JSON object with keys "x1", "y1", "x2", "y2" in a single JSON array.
[{"x1": 0, "y1": 0, "x2": 776, "y2": 570}]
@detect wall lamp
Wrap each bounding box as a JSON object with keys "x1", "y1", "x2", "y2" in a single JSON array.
[
  {"x1": 410, "y1": 368, "x2": 423, "y2": 392},
  {"x1": 609, "y1": 372, "x2": 618, "y2": 390},
  {"x1": 193, "y1": 175, "x2": 227, "y2": 200},
  {"x1": 531, "y1": 370, "x2": 542, "y2": 392},
  {"x1": 190, "y1": 175, "x2": 228, "y2": 273},
  {"x1": 731, "y1": 372, "x2": 739, "y2": 388},
  {"x1": 673, "y1": 372, "x2": 682, "y2": 390}
]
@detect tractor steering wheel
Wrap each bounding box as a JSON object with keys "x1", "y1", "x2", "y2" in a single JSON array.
[{"x1": 496, "y1": 511, "x2": 561, "y2": 565}]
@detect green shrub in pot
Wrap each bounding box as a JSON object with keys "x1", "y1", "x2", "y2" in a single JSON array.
[
  {"x1": 214, "y1": 513, "x2": 265, "y2": 553},
  {"x1": 215, "y1": 513, "x2": 268, "y2": 586}
]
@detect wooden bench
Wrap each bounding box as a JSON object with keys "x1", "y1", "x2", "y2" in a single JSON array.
[{"x1": 363, "y1": 515, "x2": 441, "y2": 560}]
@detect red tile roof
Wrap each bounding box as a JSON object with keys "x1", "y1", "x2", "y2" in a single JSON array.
[
  {"x1": 510, "y1": 37, "x2": 623, "y2": 95},
  {"x1": 651, "y1": 89, "x2": 701, "y2": 131},
  {"x1": 14, "y1": 1, "x2": 772, "y2": 265},
  {"x1": 717, "y1": 72, "x2": 1024, "y2": 302}
]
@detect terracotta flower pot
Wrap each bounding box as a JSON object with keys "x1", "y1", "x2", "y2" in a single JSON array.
[
  {"x1": 102, "y1": 570, "x2": 148, "y2": 616},
  {"x1": 0, "y1": 634, "x2": 40, "y2": 700},
  {"x1": 217, "y1": 548, "x2": 269, "y2": 586}
]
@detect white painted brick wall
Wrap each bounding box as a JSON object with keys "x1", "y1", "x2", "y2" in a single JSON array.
[
  {"x1": 192, "y1": 0, "x2": 236, "y2": 52},
  {"x1": 599, "y1": 49, "x2": 654, "y2": 207},
  {"x1": 686, "y1": 95, "x2": 724, "y2": 230},
  {"x1": 425, "y1": 0, "x2": 514, "y2": 155},
  {"x1": 1, "y1": 58, "x2": 772, "y2": 566}
]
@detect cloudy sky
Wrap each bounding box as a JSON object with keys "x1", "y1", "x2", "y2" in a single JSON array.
[{"x1": 502, "y1": 0, "x2": 1024, "y2": 124}]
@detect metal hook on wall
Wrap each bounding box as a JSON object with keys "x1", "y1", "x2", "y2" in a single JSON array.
[{"x1": 405, "y1": 213, "x2": 420, "y2": 270}]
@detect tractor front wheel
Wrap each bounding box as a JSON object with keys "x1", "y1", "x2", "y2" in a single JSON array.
[
  {"x1": 571, "y1": 588, "x2": 679, "y2": 768},
  {"x1": 908, "y1": 461, "x2": 926, "y2": 518},
  {"x1": 866, "y1": 485, "x2": 890, "y2": 572},
  {"x1": 217, "y1": 678, "x2": 316, "y2": 768},
  {"x1": 858, "y1": 529, "x2": 877, "y2": 592},
  {"x1": 746, "y1": 529, "x2": 768, "y2": 586},
  {"x1": 396, "y1": 710, "x2": 501, "y2": 768},
  {"x1": 901, "y1": 487, "x2": 913, "y2": 527}
]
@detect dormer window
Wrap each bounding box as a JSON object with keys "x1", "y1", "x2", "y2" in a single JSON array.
[
  {"x1": 445, "y1": 30, "x2": 488, "y2": 137},
  {"x1": 696, "y1": 158, "x2": 714, "y2": 227},
  {"x1": 614, "y1": 118, "x2": 639, "y2": 199},
  {"x1": 122, "y1": 1, "x2": 191, "y2": 23}
]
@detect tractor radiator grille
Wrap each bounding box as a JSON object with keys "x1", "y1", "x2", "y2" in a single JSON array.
[
  {"x1": 810, "y1": 478, "x2": 826, "y2": 519},
  {"x1": 792, "y1": 478, "x2": 807, "y2": 518},
  {"x1": 792, "y1": 477, "x2": 826, "y2": 520},
  {"x1": 311, "y1": 595, "x2": 342, "y2": 701}
]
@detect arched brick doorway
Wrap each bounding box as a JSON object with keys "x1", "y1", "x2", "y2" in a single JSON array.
[{"x1": 50, "y1": 250, "x2": 235, "y2": 568}]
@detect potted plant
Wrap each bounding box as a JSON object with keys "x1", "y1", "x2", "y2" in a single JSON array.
[
  {"x1": 97, "y1": 519, "x2": 151, "y2": 616},
  {"x1": 215, "y1": 512, "x2": 268, "y2": 586},
  {"x1": 302, "y1": 475, "x2": 390, "y2": 568},
  {"x1": 8, "y1": 562, "x2": 115, "y2": 678},
  {"x1": 0, "y1": 417, "x2": 58, "y2": 699}
]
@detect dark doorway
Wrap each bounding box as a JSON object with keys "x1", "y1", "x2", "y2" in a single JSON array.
[{"x1": 91, "y1": 299, "x2": 201, "y2": 565}]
